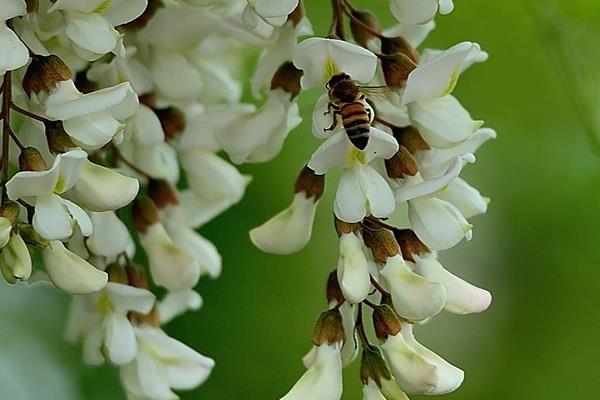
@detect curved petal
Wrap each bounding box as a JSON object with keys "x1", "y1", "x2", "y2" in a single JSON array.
[
  {"x1": 388, "y1": 0, "x2": 438, "y2": 25},
  {"x1": 87, "y1": 211, "x2": 133, "y2": 257},
  {"x1": 436, "y1": 177, "x2": 488, "y2": 219},
  {"x1": 158, "y1": 289, "x2": 203, "y2": 325},
  {"x1": 337, "y1": 233, "x2": 370, "y2": 304},
  {"x1": 0, "y1": 23, "x2": 29, "y2": 75},
  {"x1": 65, "y1": 12, "x2": 119, "y2": 56},
  {"x1": 61, "y1": 198, "x2": 93, "y2": 237},
  {"x1": 334, "y1": 168, "x2": 366, "y2": 223},
  {"x1": 309, "y1": 130, "x2": 351, "y2": 174},
  {"x1": 358, "y1": 164, "x2": 396, "y2": 219},
  {"x1": 74, "y1": 160, "x2": 139, "y2": 211},
  {"x1": 33, "y1": 194, "x2": 73, "y2": 240},
  {"x1": 104, "y1": 313, "x2": 137, "y2": 365},
  {"x1": 395, "y1": 156, "x2": 463, "y2": 202}
]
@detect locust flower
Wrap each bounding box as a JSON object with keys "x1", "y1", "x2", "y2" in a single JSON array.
[
  {"x1": 388, "y1": 0, "x2": 454, "y2": 26},
  {"x1": 0, "y1": 0, "x2": 29, "y2": 76},
  {"x1": 0, "y1": 233, "x2": 32, "y2": 284},
  {"x1": 243, "y1": 0, "x2": 299, "y2": 29}
]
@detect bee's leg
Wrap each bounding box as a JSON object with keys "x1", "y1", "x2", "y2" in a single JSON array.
[
  {"x1": 324, "y1": 102, "x2": 339, "y2": 116},
  {"x1": 324, "y1": 110, "x2": 340, "y2": 132},
  {"x1": 366, "y1": 108, "x2": 372, "y2": 121}
]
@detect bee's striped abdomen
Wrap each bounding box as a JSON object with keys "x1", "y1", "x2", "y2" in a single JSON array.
[{"x1": 341, "y1": 102, "x2": 370, "y2": 150}]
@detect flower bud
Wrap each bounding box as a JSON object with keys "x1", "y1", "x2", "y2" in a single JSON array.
[
  {"x1": 294, "y1": 165, "x2": 325, "y2": 200},
  {"x1": 106, "y1": 263, "x2": 129, "y2": 285},
  {"x1": 381, "y1": 37, "x2": 419, "y2": 63},
  {"x1": 0, "y1": 234, "x2": 32, "y2": 284},
  {"x1": 350, "y1": 10, "x2": 381, "y2": 47},
  {"x1": 148, "y1": 179, "x2": 179, "y2": 209},
  {"x1": 312, "y1": 309, "x2": 345, "y2": 346},
  {"x1": 44, "y1": 121, "x2": 76, "y2": 154},
  {"x1": 19, "y1": 147, "x2": 47, "y2": 172},
  {"x1": 360, "y1": 345, "x2": 392, "y2": 386},
  {"x1": 385, "y1": 146, "x2": 418, "y2": 178},
  {"x1": 126, "y1": 265, "x2": 150, "y2": 290},
  {"x1": 0, "y1": 201, "x2": 20, "y2": 224},
  {"x1": 393, "y1": 229, "x2": 429, "y2": 262},
  {"x1": 155, "y1": 107, "x2": 186, "y2": 140},
  {"x1": 22, "y1": 55, "x2": 72, "y2": 97},
  {"x1": 362, "y1": 227, "x2": 400, "y2": 264},
  {"x1": 334, "y1": 216, "x2": 360, "y2": 237},
  {"x1": 0, "y1": 217, "x2": 12, "y2": 249},
  {"x1": 380, "y1": 53, "x2": 417, "y2": 88},
  {"x1": 326, "y1": 269, "x2": 345, "y2": 305},
  {"x1": 132, "y1": 196, "x2": 160, "y2": 232},
  {"x1": 391, "y1": 126, "x2": 430, "y2": 153},
  {"x1": 271, "y1": 62, "x2": 303, "y2": 100},
  {"x1": 26, "y1": 0, "x2": 38, "y2": 12},
  {"x1": 287, "y1": 2, "x2": 304, "y2": 26},
  {"x1": 372, "y1": 304, "x2": 402, "y2": 341}
]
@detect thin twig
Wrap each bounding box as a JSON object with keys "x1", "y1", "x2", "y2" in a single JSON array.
[{"x1": 11, "y1": 103, "x2": 51, "y2": 124}]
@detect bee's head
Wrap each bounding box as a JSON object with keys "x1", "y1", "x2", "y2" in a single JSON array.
[
  {"x1": 327, "y1": 73, "x2": 359, "y2": 103},
  {"x1": 326, "y1": 73, "x2": 352, "y2": 90}
]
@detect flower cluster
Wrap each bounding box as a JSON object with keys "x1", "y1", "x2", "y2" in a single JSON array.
[
  {"x1": 0, "y1": 0, "x2": 311, "y2": 398},
  {"x1": 249, "y1": 1, "x2": 494, "y2": 399}
]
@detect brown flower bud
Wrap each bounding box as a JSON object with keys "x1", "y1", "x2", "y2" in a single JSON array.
[
  {"x1": 26, "y1": 0, "x2": 38, "y2": 12},
  {"x1": 155, "y1": 107, "x2": 186, "y2": 140},
  {"x1": 139, "y1": 93, "x2": 157, "y2": 108},
  {"x1": 0, "y1": 201, "x2": 20, "y2": 223},
  {"x1": 385, "y1": 145, "x2": 419, "y2": 178},
  {"x1": 126, "y1": 265, "x2": 150, "y2": 289},
  {"x1": 294, "y1": 165, "x2": 325, "y2": 200},
  {"x1": 362, "y1": 226, "x2": 400, "y2": 264},
  {"x1": 391, "y1": 125, "x2": 430, "y2": 153},
  {"x1": 326, "y1": 269, "x2": 345, "y2": 305},
  {"x1": 132, "y1": 196, "x2": 160, "y2": 232},
  {"x1": 350, "y1": 9, "x2": 381, "y2": 47},
  {"x1": 287, "y1": 2, "x2": 304, "y2": 27},
  {"x1": 44, "y1": 121, "x2": 76, "y2": 154},
  {"x1": 123, "y1": 0, "x2": 164, "y2": 30},
  {"x1": 372, "y1": 304, "x2": 402, "y2": 340},
  {"x1": 19, "y1": 147, "x2": 47, "y2": 172},
  {"x1": 393, "y1": 229, "x2": 429, "y2": 262},
  {"x1": 271, "y1": 61, "x2": 303, "y2": 100},
  {"x1": 148, "y1": 179, "x2": 179, "y2": 209},
  {"x1": 334, "y1": 216, "x2": 361, "y2": 236},
  {"x1": 381, "y1": 37, "x2": 419, "y2": 63},
  {"x1": 106, "y1": 263, "x2": 129, "y2": 285},
  {"x1": 129, "y1": 306, "x2": 160, "y2": 327},
  {"x1": 360, "y1": 345, "x2": 392, "y2": 386},
  {"x1": 312, "y1": 309, "x2": 345, "y2": 346},
  {"x1": 22, "y1": 55, "x2": 72, "y2": 97},
  {"x1": 380, "y1": 52, "x2": 417, "y2": 88}
]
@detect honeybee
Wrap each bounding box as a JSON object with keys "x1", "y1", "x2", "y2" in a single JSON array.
[{"x1": 325, "y1": 73, "x2": 378, "y2": 150}]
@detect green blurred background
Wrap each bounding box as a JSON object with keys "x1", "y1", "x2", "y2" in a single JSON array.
[{"x1": 2, "y1": 0, "x2": 600, "y2": 399}]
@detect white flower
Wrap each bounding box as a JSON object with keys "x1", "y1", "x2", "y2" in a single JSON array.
[
  {"x1": 337, "y1": 232, "x2": 370, "y2": 304},
  {"x1": 6, "y1": 149, "x2": 92, "y2": 240},
  {"x1": 68, "y1": 282, "x2": 155, "y2": 366},
  {"x1": 250, "y1": 190, "x2": 319, "y2": 255},
  {"x1": 45, "y1": 80, "x2": 139, "y2": 150},
  {"x1": 279, "y1": 343, "x2": 343, "y2": 400},
  {"x1": 388, "y1": 0, "x2": 453, "y2": 26},
  {"x1": 73, "y1": 161, "x2": 139, "y2": 212},
  {"x1": 293, "y1": 37, "x2": 378, "y2": 90},
  {"x1": 139, "y1": 223, "x2": 200, "y2": 292},
  {"x1": 0, "y1": 233, "x2": 32, "y2": 284},
  {"x1": 119, "y1": 141, "x2": 180, "y2": 183},
  {"x1": 362, "y1": 379, "x2": 409, "y2": 400},
  {"x1": 120, "y1": 326, "x2": 215, "y2": 400},
  {"x1": 87, "y1": 48, "x2": 154, "y2": 95},
  {"x1": 0, "y1": 217, "x2": 13, "y2": 248},
  {"x1": 86, "y1": 211, "x2": 134, "y2": 258},
  {"x1": 42, "y1": 240, "x2": 108, "y2": 294},
  {"x1": 412, "y1": 254, "x2": 491, "y2": 314},
  {"x1": 243, "y1": 0, "x2": 299, "y2": 28},
  {"x1": 48, "y1": 0, "x2": 147, "y2": 60},
  {"x1": 379, "y1": 255, "x2": 446, "y2": 321},
  {"x1": 0, "y1": 0, "x2": 29, "y2": 76},
  {"x1": 381, "y1": 323, "x2": 464, "y2": 395},
  {"x1": 217, "y1": 89, "x2": 301, "y2": 164},
  {"x1": 437, "y1": 177, "x2": 489, "y2": 219},
  {"x1": 158, "y1": 289, "x2": 203, "y2": 325}
]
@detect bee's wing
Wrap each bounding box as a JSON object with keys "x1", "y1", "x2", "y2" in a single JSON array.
[{"x1": 358, "y1": 85, "x2": 401, "y2": 100}]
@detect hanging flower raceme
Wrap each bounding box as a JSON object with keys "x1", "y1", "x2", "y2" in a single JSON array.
[{"x1": 248, "y1": 1, "x2": 495, "y2": 399}]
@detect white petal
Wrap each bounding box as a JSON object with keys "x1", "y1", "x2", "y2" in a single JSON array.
[
  {"x1": 87, "y1": 211, "x2": 132, "y2": 257},
  {"x1": 102, "y1": 0, "x2": 148, "y2": 26},
  {"x1": 1, "y1": 0, "x2": 27, "y2": 20},
  {"x1": 0, "y1": 233, "x2": 32, "y2": 283},
  {"x1": 337, "y1": 233, "x2": 370, "y2": 304},
  {"x1": 63, "y1": 113, "x2": 122, "y2": 149},
  {"x1": 412, "y1": 256, "x2": 491, "y2": 314},
  {"x1": 309, "y1": 130, "x2": 352, "y2": 174},
  {"x1": 83, "y1": 324, "x2": 105, "y2": 366},
  {"x1": 388, "y1": 0, "x2": 438, "y2": 25},
  {"x1": 250, "y1": 192, "x2": 318, "y2": 255},
  {"x1": 436, "y1": 177, "x2": 488, "y2": 218},
  {"x1": 167, "y1": 227, "x2": 222, "y2": 279},
  {"x1": 395, "y1": 156, "x2": 463, "y2": 202},
  {"x1": 60, "y1": 198, "x2": 93, "y2": 237},
  {"x1": 150, "y1": 48, "x2": 203, "y2": 102},
  {"x1": 408, "y1": 197, "x2": 471, "y2": 250},
  {"x1": 6, "y1": 164, "x2": 60, "y2": 201},
  {"x1": 334, "y1": 168, "x2": 366, "y2": 223},
  {"x1": 74, "y1": 160, "x2": 139, "y2": 211},
  {"x1": 105, "y1": 313, "x2": 138, "y2": 365},
  {"x1": 293, "y1": 37, "x2": 378, "y2": 89},
  {"x1": 0, "y1": 23, "x2": 29, "y2": 75},
  {"x1": 158, "y1": 289, "x2": 203, "y2": 325},
  {"x1": 380, "y1": 255, "x2": 446, "y2": 321},
  {"x1": 33, "y1": 194, "x2": 73, "y2": 240}
]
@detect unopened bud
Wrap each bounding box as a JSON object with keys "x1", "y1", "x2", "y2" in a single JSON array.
[
  {"x1": 326, "y1": 269, "x2": 345, "y2": 305},
  {"x1": 391, "y1": 125, "x2": 430, "y2": 153},
  {"x1": 139, "y1": 93, "x2": 157, "y2": 108},
  {"x1": 132, "y1": 196, "x2": 159, "y2": 232},
  {"x1": 294, "y1": 165, "x2": 325, "y2": 200},
  {"x1": 44, "y1": 121, "x2": 75, "y2": 154},
  {"x1": 334, "y1": 216, "x2": 361, "y2": 236},
  {"x1": 155, "y1": 107, "x2": 186, "y2": 140},
  {"x1": 381, "y1": 37, "x2": 419, "y2": 64},
  {"x1": 22, "y1": 55, "x2": 72, "y2": 97},
  {"x1": 26, "y1": 0, "x2": 38, "y2": 12},
  {"x1": 350, "y1": 10, "x2": 381, "y2": 47},
  {"x1": 380, "y1": 53, "x2": 417, "y2": 88},
  {"x1": 312, "y1": 309, "x2": 345, "y2": 346},
  {"x1": 271, "y1": 62, "x2": 303, "y2": 99},
  {"x1": 287, "y1": 2, "x2": 304, "y2": 27},
  {"x1": 19, "y1": 147, "x2": 47, "y2": 172},
  {"x1": 126, "y1": 265, "x2": 149, "y2": 289},
  {"x1": 372, "y1": 304, "x2": 402, "y2": 340},
  {"x1": 0, "y1": 201, "x2": 20, "y2": 223},
  {"x1": 106, "y1": 263, "x2": 129, "y2": 285},
  {"x1": 393, "y1": 229, "x2": 429, "y2": 262},
  {"x1": 385, "y1": 145, "x2": 418, "y2": 178},
  {"x1": 148, "y1": 180, "x2": 179, "y2": 209},
  {"x1": 360, "y1": 345, "x2": 392, "y2": 386},
  {"x1": 124, "y1": 0, "x2": 164, "y2": 30},
  {"x1": 129, "y1": 306, "x2": 160, "y2": 327},
  {"x1": 362, "y1": 226, "x2": 400, "y2": 264}
]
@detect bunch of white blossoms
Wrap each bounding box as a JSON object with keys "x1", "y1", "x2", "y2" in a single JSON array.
[
  {"x1": 0, "y1": 0, "x2": 315, "y2": 398},
  {"x1": 250, "y1": 0, "x2": 495, "y2": 399}
]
